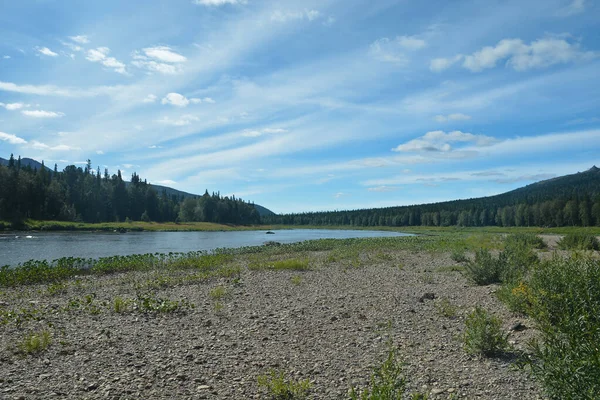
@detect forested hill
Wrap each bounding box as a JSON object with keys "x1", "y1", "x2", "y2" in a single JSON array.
[
  {"x1": 0, "y1": 155, "x2": 264, "y2": 226},
  {"x1": 262, "y1": 166, "x2": 600, "y2": 227}
]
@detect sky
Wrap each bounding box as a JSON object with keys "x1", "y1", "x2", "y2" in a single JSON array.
[{"x1": 0, "y1": 0, "x2": 599, "y2": 214}]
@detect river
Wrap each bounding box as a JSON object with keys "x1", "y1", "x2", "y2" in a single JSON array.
[{"x1": 0, "y1": 229, "x2": 412, "y2": 266}]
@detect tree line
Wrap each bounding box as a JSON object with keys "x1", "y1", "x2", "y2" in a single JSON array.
[
  {"x1": 262, "y1": 168, "x2": 600, "y2": 228},
  {"x1": 0, "y1": 155, "x2": 260, "y2": 226}
]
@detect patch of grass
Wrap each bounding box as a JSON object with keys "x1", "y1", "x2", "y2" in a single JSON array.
[
  {"x1": 17, "y1": 330, "x2": 52, "y2": 355},
  {"x1": 504, "y1": 233, "x2": 547, "y2": 250},
  {"x1": 113, "y1": 297, "x2": 129, "y2": 313},
  {"x1": 463, "y1": 306, "x2": 508, "y2": 357},
  {"x1": 273, "y1": 259, "x2": 310, "y2": 271},
  {"x1": 349, "y1": 346, "x2": 406, "y2": 399},
  {"x1": 134, "y1": 293, "x2": 194, "y2": 314},
  {"x1": 435, "y1": 298, "x2": 458, "y2": 319},
  {"x1": 257, "y1": 370, "x2": 311, "y2": 400},
  {"x1": 290, "y1": 275, "x2": 302, "y2": 285},
  {"x1": 213, "y1": 301, "x2": 224, "y2": 314},
  {"x1": 451, "y1": 248, "x2": 469, "y2": 263},
  {"x1": 557, "y1": 233, "x2": 600, "y2": 250},
  {"x1": 209, "y1": 285, "x2": 230, "y2": 300}
]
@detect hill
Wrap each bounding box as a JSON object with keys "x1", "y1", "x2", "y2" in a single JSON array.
[
  {"x1": 0, "y1": 156, "x2": 51, "y2": 172},
  {"x1": 262, "y1": 166, "x2": 600, "y2": 227}
]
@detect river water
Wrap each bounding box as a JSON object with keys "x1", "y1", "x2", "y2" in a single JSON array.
[{"x1": 0, "y1": 229, "x2": 412, "y2": 266}]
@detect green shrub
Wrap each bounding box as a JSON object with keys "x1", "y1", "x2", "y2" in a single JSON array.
[
  {"x1": 524, "y1": 255, "x2": 600, "y2": 398},
  {"x1": 349, "y1": 347, "x2": 406, "y2": 399},
  {"x1": 463, "y1": 306, "x2": 508, "y2": 357},
  {"x1": 504, "y1": 233, "x2": 547, "y2": 250},
  {"x1": 450, "y1": 248, "x2": 469, "y2": 263},
  {"x1": 501, "y1": 240, "x2": 539, "y2": 283},
  {"x1": 435, "y1": 298, "x2": 458, "y2": 319},
  {"x1": 209, "y1": 285, "x2": 230, "y2": 300},
  {"x1": 557, "y1": 233, "x2": 599, "y2": 250},
  {"x1": 273, "y1": 259, "x2": 310, "y2": 271},
  {"x1": 464, "y1": 249, "x2": 503, "y2": 285},
  {"x1": 257, "y1": 370, "x2": 311, "y2": 399}
]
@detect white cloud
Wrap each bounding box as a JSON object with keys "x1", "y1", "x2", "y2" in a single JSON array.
[
  {"x1": 86, "y1": 47, "x2": 127, "y2": 74},
  {"x1": 156, "y1": 114, "x2": 199, "y2": 126},
  {"x1": 21, "y1": 110, "x2": 65, "y2": 118},
  {"x1": 242, "y1": 127, "x2": 287, "y2": 137},
  {"x1": 368, "y1": 186, "x2": 398, "y2": 192},
  {"x1": 334, "y1": 192, "x2": 349, "y2": 198},
  {"x1": 143, "y1": 94, "x2": 158, "y2": 103},
  {"x1": 30, "y1": 141, "x2": 80, "y2": 151},
  {"x1": 0, "y1": 81, "x2": 121, "y2": 97},
  {"x1": 148, "y1": 145, "x2": 163, "y2": 149},
  {"x1": 0, "y1": 131, "x2": 27, "y2": 145},
  {"x1": 161, "y1": 93, "x2": 190, "y2": 107},
  {"x1": 3, "y1": 55, "x2": 10, "y2": 59},
  {"x1": 437, "y1": 37, "x2": 597, "y2": 73},
  {"x1": 370, "y1": 35, "x2": 426, "y2": 65},
  {"x1": 0, "y1": 102, "x2": 27, "y2": 110},
  {"x1": 155, "y1": 179, "x2": 177, "y2": 185},
  {"x1": 96, "y1": 150, "x2": 104, "y2": 155},
  {"x1": 558, "y1": 0, "x2": 586, "y2": 16},
  {"x1": 131, "y1": 60, "x2": 181, "y2": 75},
  {"x1": 193, "y1": 0, "x2": 247, "y2": 5},
  {"x1": 271, "y1": 9, "x2": 322, "y2": 23},
  {"x1": 393, "y1": 130, "x2": 497, "y2": 152},
  {"x1": 434, "y1": 113, "x2": 472, "y2": 122},
  {"x1": 142, "y1": 46, "x2": 187, "y2": 63},
  {"x1": 69, "y1": 35, "x2": 90, "y2": 44},
  {"x1": 37, "y1": 47, "x2": 58, "y2": 57},
  {"x1": 430, "y1": 55, "x2": 463, "y2": 72}
]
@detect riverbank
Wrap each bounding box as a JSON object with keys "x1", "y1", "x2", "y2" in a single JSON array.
[{"x1": 0, "y1": 234, "x2": 548, "y2": 399}]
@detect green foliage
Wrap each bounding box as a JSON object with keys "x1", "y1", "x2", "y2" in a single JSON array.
[
  {"x1": 113, "y1": 297, "x2": 129, "y2": 313},
  {"x1": 273, "y1": 259, "x2": 310, "y2": 271},
  {"x1": 504, "y1": 233, "x2": 547, "y2": 250},
  {"x1": 557, "y1": 233, "x2": 600, "y2": 250},
  {"x1": 521, "y1": 255, "x2": 600, "y2": 399},
  {"x1": 349, "y1": 346, "x2": 406, "y2": 400},
  {"x1": 464, "y1": 249, "x2": 503, "y2": 285},
  {"x1": 134, "y1": 293, "x2": 194, "y2": 314},
  {"x1": 450, "y1": 248, "x2": 469, "y2": 263},
  {"x1": 290, "y1": 275, "x2": 302, "y2": 285},
  {"x1": 209, "y1": 285, "x2": 230, "y2": 300},
  {"x1": 257, "y1": 370, "x2": 311, "y2": 400},
  {"x1": 17, "y1": 330, "x2": 52, "y2": 355},
  {"x1": 463, "y1": 306, "x2": 508, "y2": 357},
  {"x1": 435, "y1": 298, "x2": 459, "y2": 319}
]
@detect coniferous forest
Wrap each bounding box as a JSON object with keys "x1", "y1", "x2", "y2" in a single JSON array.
[
  {"x1": 262, "y1": 167, "x2": 600, "y2": 228},
  {"x1": 0, "y1": 155, "x2": 260, "y2": 226}
]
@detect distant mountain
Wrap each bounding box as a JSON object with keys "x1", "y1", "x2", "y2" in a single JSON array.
[
  {"x1": 263, "y1": 166, "x2": 600, "y2": 227},
  {"x1": 0, "y1": 156, "x2": 51, "y2": 172}
]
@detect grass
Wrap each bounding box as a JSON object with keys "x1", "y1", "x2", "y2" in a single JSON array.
[
  {"x1": 435, "y1": 298, "x2": 459, "y2": 319},
  {"x1": 17, "y1": 330, "x2": 52, "y2": 355},
  {"x1": 464, "y1": 249, "x2": 503, "y2": 285},
  {"x1": 290, "y1": 275, "x2": 303, "y2": 285},
  {"x1": 209, "y1": 285, "x2": 230, "y2": 300},
  {"x1": 463, "y1": 306, "x2": 508, "y2": 357},
  {"x1": 257, "y1": 370, "x2": 311, "y2": 399}
]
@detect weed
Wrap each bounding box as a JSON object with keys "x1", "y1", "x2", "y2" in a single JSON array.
[
  {"x1": 557, "y1": 233, "x2": 599, "y2": 250},
  {"x1": 349, "y1": 346, "x2": 406, "y2": 399},
  {"x1": 273, "y1": 259, "x2": 310, "y2": 271},
  {"x1": 17, "y1": 330, "x2": 52, "y2": 355},
  {"x1": 464, "y1": 249, "x2": 502, "y2": 285},
  {"x1": 504, "y1": 233, "x2": 547, "y2": 250},
  {"x1": 463, "y1": 306, "x2": 508, "y2": 357},
  {"x1": 290, "y1": 275, "x2": 302, "y2": 285},
  {"x1": 113, "y1": 297, "x2": 129, "y2": 313},
  {"x1": 257, "y1": 370, "x2": 311, "y2": 400},
  {"x1": 435, "y1": 298, "x2": 458, "y2": 319},
  {"x1": 213, "y1": 301, "x2": 224, "y2": 313},
  {"x1": 209, "y1": 286, "x2": 230, "y2": 300},
  {"x1": 134, "y1": 293, "x2": 194, "y2": 314},
  {"x1": 451, "y1": 249, "x2": 469, "y2": 263}
]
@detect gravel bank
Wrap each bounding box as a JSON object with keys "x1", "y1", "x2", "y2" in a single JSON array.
[{"x1": 0, "y1": 247, "x2": 543, "y2": 399}]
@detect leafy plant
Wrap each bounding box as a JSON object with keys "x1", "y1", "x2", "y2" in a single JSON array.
[
  {"x1": 463, "y1": 306, "x2": 508, "y2": 357},
  {"x1": 464, "y1": 249, "x2": 503, "y2": 285},
  {"x1": 113, "y1": 297, "x2": 129, "y2": 313},
  {"x1": 557, "y1": 233, "x2": 599, "y2": 250},
  {"x1": 273, "y1": 259, "x2": 310, "y2": 271},
  {"x1": 349, "y1": 346, "x2": 406, "y2": 399},
  {"x1": 209, "y1": 285, "x2": 230, "y2": 300},
  {"x1": 257, "y1": 370, "x2": 311, "y2": 399},
  {"x1": 450, "y1": 248, "x2": 469, "y2": 263},
  {"x1": 435, "y1": 298, "x2": 458, "y2": 319},
  {"x1": 504, "y1": 233, "x2": 547, "y2": 250},
  {"x1": 290, "y1": 275, "x2": 302, "y2": 285}
]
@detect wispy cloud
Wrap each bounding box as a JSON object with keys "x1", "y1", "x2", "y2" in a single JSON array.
[
  {"x1": 193, "y1": 0, "x2": 247, "y2": 6},
  {"x1": 0, "y1": 102, "x2": 27, "y2": 110},
  {"x1": 367, "y1": 186, "x2": 399, "y2": 192},
  {"x1": 30, "y1": 141, "x2": 80, "y2": 151},
  {"x1": 370, "y1": 35, "x2": 427, "y2": 65},
  {"x1": 86, "y1": 47, "x2": 127, "y2": 74},
  {"x1": 434, "y1": 113, "x2": 472, "y2": 123},
  {"x1": 156, "y1": 114, "x2": 199, "y2": 126},
  {"x1": 21, "y1": 110, "x2": 65, "y2": 118},
  {"x1": 557, "y1": 0, "x2": 586, "y2": 16},
  {"x1": 393, "y1": 130, "x2": 497, "y2": 153},
  {"x1": 69, "y1": 35, "x2": 90, "y2": 44},
  {"x1": 132, "y1": 46, "x2": 186, "y2": 75},
  {"x1": 0, "y1": 81, "x2": 122, "y2": 97},
  {"x1": 37, "y1": 47, "x2": 58, "y2": 57},
  {"x1": 271, "y1": 9, "x2": 322, "y2": 23},
  {"x1": 143, "y1": 94, "x2": 158, "y2": 103},
  {"x1": 0, "y1": 131, "x2": 27, "y2": 145}
]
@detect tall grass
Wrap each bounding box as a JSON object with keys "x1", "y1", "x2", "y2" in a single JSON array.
[{"x1": 557, "y1": 233, "x2": 599, "y2": 250}]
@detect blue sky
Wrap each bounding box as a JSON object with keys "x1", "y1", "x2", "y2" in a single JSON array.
[{"x1": 0, "y1": 0, "x2": 599, "y2": 213}]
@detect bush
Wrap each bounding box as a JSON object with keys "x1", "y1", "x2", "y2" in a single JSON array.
[
  {"x1": 524, "y1": 255, "x2": 600, "y2": 398},
  {"x1": 463, "y1": 306, "x2": 508, "y2": 357},
  {"x1": 464, "y1": 249, "x2": 503, "y2": 285},
  {"x1": 557, "y1": 233, "x2": 599, "y2": 251},
  {"x1": 17, "y1": 330, "x2": 52, "y2": 355},
  {"x1": 349, "y1": 346, "x2": 406, "y2": 400},
  {"x1": 257, "y1": 370, "x2": 311, "y2": 400},
  {"x1": 501, "y1": 239, "x2": 539, "y2": 283},
  {"x1": 504, "y1": 233, "x2": 546, "y2": 250}
]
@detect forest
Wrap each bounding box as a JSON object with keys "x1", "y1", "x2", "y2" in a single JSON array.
[
  {"x1": 0, "y1": 155, "x2": 261, "y2": 226},
  {"x1": 262, "y1": 167, "x2": 600, "y2": 228}
]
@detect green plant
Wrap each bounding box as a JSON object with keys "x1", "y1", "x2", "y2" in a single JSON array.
[
  {"x1": 290, "y1": 275, "x2": 302, "y2": 285},
  {"x1": 257, "y1": 370, "x2": 311, "y2": 399},
  {"x1": 273, "y1": 259, "x2": 310, "y2": 271},
  {"x1": 113, "y1": 297, "x2": 129, "y2": 313},
  {"x1": 349, "y1": 346, "x2": 406, "y2": 399},
  {"x1": 209, "y1": 285, "x2": 230, "y2": 300},
  {"x1": 557, "y1": 233, "x2": 599, "y2": 250},
  {"x1": 435, "y1": 298, "x2": 458, "y2": 319},
  {"x1": 504, "y1": 233, "x2": 547, "y2": 250},
  {"x1": 463, "y1": 306, "x2": 508, "y2": 357},
  {"x1": 17, "y1": 330, "x2": 52, "y2": 354},
  {"x1": 464, "y1": 249, "x2": 503, "y2": 285},
  {"x1": 134, "y1": 293, "x2": 194, "y2": 313},
  {"x1": 451, "y1": 248, "x2": 469, "y2": 263}
]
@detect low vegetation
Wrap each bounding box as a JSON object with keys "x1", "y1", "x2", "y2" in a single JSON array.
[
  {"x1": 17, "y1": 330, "x2": 52, "y2": 355},
  {"x1": 257, "y1": 370, "x2": 311, "y2": 400},
  {"x1": 463, "y1": 307, "x2": 508, "y2": 357},
  {"x1": 557, "y1": 232, "x2": 600, "y2": 250}
]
